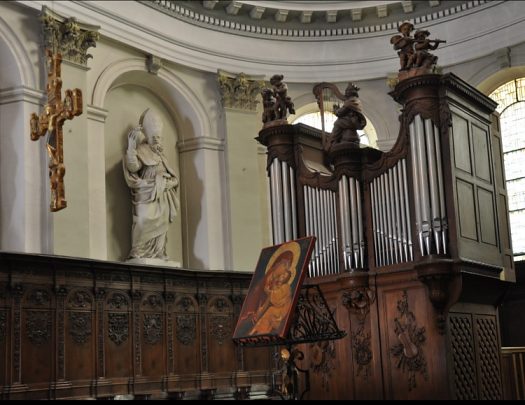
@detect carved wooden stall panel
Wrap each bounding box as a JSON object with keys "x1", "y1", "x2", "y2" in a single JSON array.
[
  {"x1": 65, "y1": 289, "x2": 95, "y2": 387},
  {"x1": 22, "y1": 287, "x2": 55, "y2": 390},
  {"x1": 0, "y1": 253, "x2": 275, "y2": 400}
]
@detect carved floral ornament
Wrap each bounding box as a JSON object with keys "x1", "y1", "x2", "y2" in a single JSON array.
[
  {"x1": 108, "y1": 313, "x2": 129, "y2": 345},
  {"x1": 69, "y1": 312, "x2": 92, "y2": 344},
  {"x1": 210, "y1": 315, "x2": 231, "y2": 345},
  {"x1": 390, "y1": 291, "x2": 429, "y2": 391},
  {"x1": 40, "y1": 6, "x2": 100, "y2": 66},
  {"x1": 342, "y1": 288, "x2": 376, "y2": 381}
]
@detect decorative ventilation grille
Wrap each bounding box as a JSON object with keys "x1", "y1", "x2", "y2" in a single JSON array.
[
  {"x1": 449, "y1": 314, "x2": 477, "y2": 400},
  {"x1": 450, "y1": 313, "x2": 503, "y2": 400},
  {"x1": 475, "y1": 317, "x2": 502, "y2": 400}
]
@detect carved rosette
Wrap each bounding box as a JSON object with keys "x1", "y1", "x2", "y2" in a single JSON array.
[
  {"x1": 26, "y1": 310, "x2": 52, "y2": 346},
  {"x1": 28, "y1": 288, "x2": 51, "y2": 307},
  {"x1": 342, "y1": 288, "x2": 376, "y2": 381},
  {"x1": 142, "y1": 294, "x2": 163, "y2": 310},
  {"x1": 69, "y1": 312, "x2": 92, "y2": 344},
  {"x1": 107, "y1": 292, "x2": 130, "y2": 310},
  {"x1": 108, "y1": 313, "x2": 129, "y2": 345},
  {"x1": 40, "y1": 6, "x2": 100, "y2": 65},
  {"x1": 389, "y1": 291, "x2": 429, "y2": 391},
  {"x1": 143, "y1": 314, "x2": 163, "y2": 345},
  {"x1": 67, "y1": 290, "x2": 93, "y2": 309},
  {"x1": 217, "y1": 71, "x2": 264, "y2": 111},
  {"x1": 210, "y1": 316, "x2": 231, "y2": 345}
]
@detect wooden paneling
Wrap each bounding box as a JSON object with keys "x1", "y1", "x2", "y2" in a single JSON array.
[
  {"x1": 478, "y1": 187, "x2": 497, "y2": 246},
  {"x1": 472, "y1": 124, "x2": 491, "y2": 184},
  {"x1": 449, "y1": 104, "x2": 502, "y2": 268},
  {"x1": 0, "y1": 307, "x2": 8, "y2": 387},
  {"x1": 0, "y1": 253, "x2": 274, "y2": 400},
  {"x1": 456, "y1": 179, "x2": 478, "y2": 241},
  {"x1": 449, "y1": 303, "x2": 503, "y2": 400},
  {"x1": 452, "y1": 113, "x2": 472, "y2": 174}
]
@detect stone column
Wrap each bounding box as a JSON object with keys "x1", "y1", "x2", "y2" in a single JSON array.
[{"x1": 217, "y1": 71, "x2": 268, "y2": 271}]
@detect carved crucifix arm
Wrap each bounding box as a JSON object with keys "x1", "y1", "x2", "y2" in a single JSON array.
[{"x1": 29, "y1": 49, "x2": 82, "y2": 212}]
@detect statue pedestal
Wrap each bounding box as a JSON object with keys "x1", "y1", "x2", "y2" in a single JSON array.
[{"x1": 126, "y1": 258, "x2": 182, "y2": 268}]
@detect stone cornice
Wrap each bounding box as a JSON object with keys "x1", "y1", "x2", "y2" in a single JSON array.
[
  {"x1": 144, "y1": 0, "x2": 491, "y2": 41},
  {"x1": 86, "y1": 105, "x2": 109, "y2": 123},
  {"x1": 177, "y1": 137, "x2": 225, "y2": 153},
  {"x1": 0, "y1": 86, "x2": 45, "y2": 106}
]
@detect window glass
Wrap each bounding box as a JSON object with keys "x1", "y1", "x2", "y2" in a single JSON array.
[
  {"x1": 490, "y1": 80, "x2": 525, "y2": 257},
  {"x1": 292, "y1": 111, "x2": 376, "y2": 147}
]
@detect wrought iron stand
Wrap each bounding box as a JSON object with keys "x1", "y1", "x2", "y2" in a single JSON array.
[{"x1": 235, "y1": 285, "x2": 346, "y2": 400}]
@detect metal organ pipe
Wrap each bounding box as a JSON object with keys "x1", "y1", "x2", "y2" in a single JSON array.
[
  {"x1": 321, "y1": 190, "x2": 330, "y2": 274},
  {"x1": 409, "y1": 121, "x2": 423, "y2": 256},
  {"x1": 401, "y1": 159, "x2": 413, "y2": 260},
  {"x1": 415, "y1": 115, "x2": 431, "y2": 255},
  {"x1": 290, "y1": 167, "x2": 297, "y2": 240},
  {"x1": 329, "y1": 191, "x2": 338, "y2": 274},
  {"x1": 349, "y1": 177, "x2": 358, "y2": 268},
  {"x1": 281, "y1": 161, "x2": 292, "y2": 242},
  {"x1": 424, "y1": 118, "x2": 441, "y2": 254},
  {"x1": 382, "y1": 175, "x2": 393, "y2": 265},
  {"x1": 433, "y1": 123, "x2": 447, "y2": 254},
  {"x1": 387, "y1": 169, "x2": 398, "y2": 264},
  {"x1": 396, "y1": 163, "x2": 408, "y2": 262},
  {"x1": 377, "y1": 177, "x2": 386, "y2": 266},
  {"x1": 270, "y1": 159, "x2": 278, "y2": 244},
  {"x1": 274, "y1": 160, "x2": 284, "y2": 245},
  {"x1": 356, "y1": 179, "x2": 364, "y2": 269},
  {"x1": 341, "y1": 176, "x2": 352, "y2": 270},
  {"x1": 370, "y1": 181, "x2": 379, "y2": 266}
]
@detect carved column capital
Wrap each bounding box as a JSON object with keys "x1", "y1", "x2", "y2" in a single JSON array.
[
  {"x1": 217, "y1": 70, "x2": 265, "y2": 111},
  {"x1": 40, "y1": 6, "x2": 100, "y2": 66}
]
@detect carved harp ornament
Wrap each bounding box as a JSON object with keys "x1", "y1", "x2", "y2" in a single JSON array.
[{"x1": 312, "y1": 82, "x2": 346, "y2": 151}]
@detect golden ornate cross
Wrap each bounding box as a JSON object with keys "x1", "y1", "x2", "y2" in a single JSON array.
[{"x1": 30, "y1": 49, "x2": 82, "y2": 212}]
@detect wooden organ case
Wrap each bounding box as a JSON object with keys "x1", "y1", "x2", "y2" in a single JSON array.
[{"x1": 256, "y1": 73, "x2": 514, "y2": 399}]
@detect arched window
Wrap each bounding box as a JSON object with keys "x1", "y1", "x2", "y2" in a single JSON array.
[
  {"x1": 291, "y1": 111, "x2": 378, "y2": 148},
  {"x1": 489, "y1": 78, "x2": 525, "y2": 260}
]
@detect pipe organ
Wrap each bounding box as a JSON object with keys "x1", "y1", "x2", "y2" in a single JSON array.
[
  {"x1": 258, "y1": 73, "x2": 515, "y2": 399},
  {"x1": 258, "y1": 73, "x2": 513, "y2": 281}
]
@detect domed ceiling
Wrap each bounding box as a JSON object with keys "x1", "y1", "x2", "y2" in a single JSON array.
[{"x1": 36, "y1": 1, "x2": 523, "y2": 83}]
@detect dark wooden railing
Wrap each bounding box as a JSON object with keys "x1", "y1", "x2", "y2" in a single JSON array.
[{"x1": 502, "y1": 347, "x2": 525, "y2": 399}]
